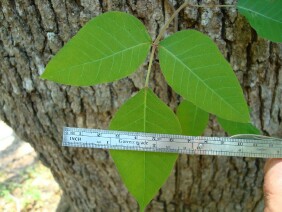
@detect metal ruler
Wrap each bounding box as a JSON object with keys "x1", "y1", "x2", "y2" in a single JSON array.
[{"x1": 62, "y1": 127, "x2": 282, "y2": 158}]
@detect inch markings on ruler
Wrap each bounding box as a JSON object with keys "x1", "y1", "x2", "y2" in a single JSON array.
[{"x1": 62, "y1": 127, "x2": 282, "y2": 158}]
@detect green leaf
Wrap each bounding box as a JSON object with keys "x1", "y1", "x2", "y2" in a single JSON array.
[
  {"x1": 176, "y1": 100, "x2": 209, "y2": 136},
  {"x1": 237, "y1": 0, "x2": 282, "y2": 43},
  {"x1": 109, "y1": 88, "x2": 181, "y2": 211},
  {"x1": 217, "y1": 117, "x2": 261, "y2": 136},
  {"x1": 159, "y1": 30, "x2": 250, "y2": 123},
  {"x1": 41, "y1": 11, "x2": 151, "y2": 86}
]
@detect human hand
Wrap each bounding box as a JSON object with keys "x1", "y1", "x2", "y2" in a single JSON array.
[{"x1": 264, "y1": 159, "x2": 282, "y2": 211}]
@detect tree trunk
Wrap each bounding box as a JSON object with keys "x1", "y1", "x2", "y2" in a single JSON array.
[{"x1": 1, "y1": 0, "x2": 281, "y2": 211}]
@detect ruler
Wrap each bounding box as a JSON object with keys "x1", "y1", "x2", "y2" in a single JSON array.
[{"x1": 62, "y1": 127, "x2": 282, "y2": 158}]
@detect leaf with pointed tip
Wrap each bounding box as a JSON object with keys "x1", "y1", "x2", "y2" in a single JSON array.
[
  {"x1": 176, "y1": 100, "x2": 209, "y2": 136},
  {"x1": 237, "y1": 0, "x2": 282, "y2": 42},
  {"x1": 159, "y1": 30, "x2": 250, "y2": 123},
  {"x1": 217, "y1": 117, "x2": 260, "y2": 136},
  {"x1": 109, "y1": 88, "x2": 181, "y2": 211},
  {"x1": 41, "y1": 11, "x2": 151, "y2": 86}
]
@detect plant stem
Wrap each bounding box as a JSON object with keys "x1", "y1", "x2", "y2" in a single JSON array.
[
  {"x1": 191, "y1": 4, "x2": 235, "y2": 8},
  {"x1": 144, "y1": 44, "x2": 157, "y2": 88},
  {"x1": 154, "y1": 2, "x2": 235, "y2": 45},
  {"x1": 145, "y1": 1, "x2": 189, "y2": 88},
  {"x1": 154, "y1": 2, "x2": 188, "y2": 45}
]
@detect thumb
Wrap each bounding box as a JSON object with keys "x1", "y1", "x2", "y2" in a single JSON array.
[{"x1": 264, "y1": 158, "x2": 282, "y2": 212}]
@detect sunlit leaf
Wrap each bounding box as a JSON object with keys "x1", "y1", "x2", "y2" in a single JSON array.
[
  {"x1": 159, "y1": 30, "x2": 250, "y2": 123},
  {"x1": 109, "y1": 88, "x2": 181, "y2": 211},
  {"x1": 217, "y1": 117, "x2": 260, "y2": 136},
  {"x1": 237, "y1": 0, "x2": 282, "y2": 42},
  {"x1": 176, "y1": 100, "x2": 209, "y2": 135},
  {"x1": 41, "y1": 12, "x2": 151, "y2": 85}
]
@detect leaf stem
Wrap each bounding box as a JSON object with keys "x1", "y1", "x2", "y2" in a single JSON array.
[
  {"x1": 154, "y1": 2, "x2": 188, "y2": 45},
  {"x1": 145, "y1": 1, "x2": 189, "y2": 88},
  {"x1": 154, "y1": 2, "x2": 235, "y2": 45},
  {"x1": 191, "y1": 4, "x2": 235, "y2": 8},
  {"x1": 145, "y1": 44, "x2": 157, "y2": 88}
]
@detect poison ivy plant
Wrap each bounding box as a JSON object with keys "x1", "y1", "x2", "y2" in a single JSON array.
[
  {"x1": 176, "y1": 100, "x2": 209, "y2": 136},
  {"x1": 237, "y1": 0, "x2": 282, "y2": 42},
  {"x1": 41, "y1": 2, "x2": 281, "y2": 211},
  {"x1": 109, "y1": 88, "x2": 181, "y2": 211}
]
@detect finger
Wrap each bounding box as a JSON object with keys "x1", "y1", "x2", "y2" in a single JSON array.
[{"x1": 264, "y1": 158, "x2": 282, "y2": 212}]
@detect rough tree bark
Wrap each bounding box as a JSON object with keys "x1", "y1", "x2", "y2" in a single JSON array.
[{"x1": 0, "y1": 0, "x2": 281, "y2": 211}]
